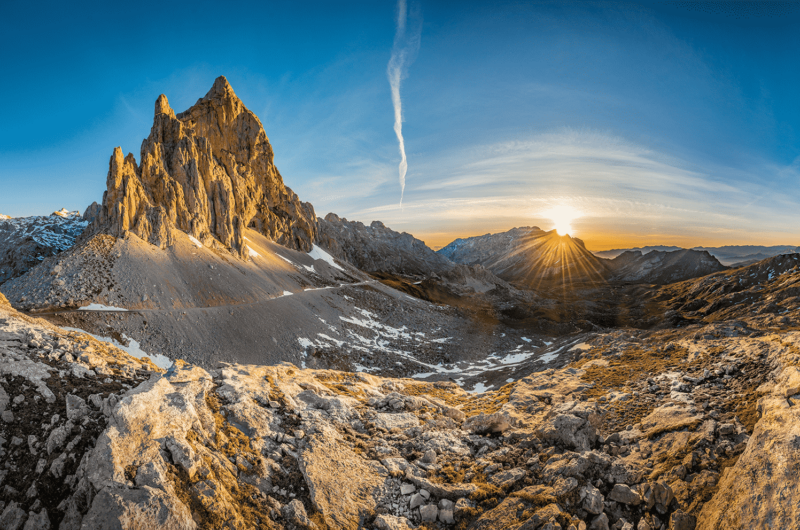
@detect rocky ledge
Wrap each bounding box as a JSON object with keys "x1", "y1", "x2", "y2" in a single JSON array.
[{"x1": 1, "y1": 290, "x2": 800, "y2": 529}]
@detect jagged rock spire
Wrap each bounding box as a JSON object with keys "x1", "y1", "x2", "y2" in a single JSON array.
[
  {"x1": 154, "y1": 94, "x2": 175, "y2": 119},
  {"x1": 94, "y1": 77, "x2": 317, "y2": 257}
]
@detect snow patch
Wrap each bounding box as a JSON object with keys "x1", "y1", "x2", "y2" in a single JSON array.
[
  {"x1": 187, "y1": 234, "x2": 203, "y2": 248},
  {"x1": 63, "y1": 327, "x2": 173, "y2": 370},
  {"x1": 468, "y1": 382, "x2": 493, "y2": 394},
  {"x1": 79, "y1": 303, "x2": 128, "y2": 312},
  {"x1": 308, "y1": 245, "x2": 344, "y2": 271}
]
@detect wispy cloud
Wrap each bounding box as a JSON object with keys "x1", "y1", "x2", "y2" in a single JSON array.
[{"x1": 387, "y1": 0, "x2": 421, "y2": 206}]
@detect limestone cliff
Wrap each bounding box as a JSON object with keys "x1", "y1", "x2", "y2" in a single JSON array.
[{"x1": 94, "y1": 76, "x2": 317, "y2": 258}]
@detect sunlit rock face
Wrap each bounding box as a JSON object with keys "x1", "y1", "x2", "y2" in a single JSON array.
[{"x1": 94, "y1": 76, "x2": 317, "y2": 258}]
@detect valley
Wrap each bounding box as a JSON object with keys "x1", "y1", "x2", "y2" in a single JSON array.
[{"x1": 1, "y1": 77, "x2": 799, "y2": 530}]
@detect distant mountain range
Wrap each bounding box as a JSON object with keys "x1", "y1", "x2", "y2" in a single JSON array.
[
  {"x1": 0, "y1": 210, "x2": 88, "y2": 284},
  {"x1": 593, "y1": 244, "x2": 800, "y2": 266},
  {"x1": 437, "y1": 227, "x2": 725, "y2": 287}
]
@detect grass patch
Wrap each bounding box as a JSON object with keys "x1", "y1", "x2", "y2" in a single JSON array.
[
  {"x1": 314, "y1": 372, "x2": 368, "y2": 399},
  {"x1": 460, "y1": 383, "x2": 515, "y2": 417},
  {"x1": 401, "y1": 381, "x2": 468, "y2": 408}
]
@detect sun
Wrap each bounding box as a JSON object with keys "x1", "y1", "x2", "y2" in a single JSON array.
[{"x1": 542, "y1": 204, "x2": 581, "y2": 236}]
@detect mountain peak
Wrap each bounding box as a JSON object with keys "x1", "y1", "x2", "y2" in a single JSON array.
[
  {"x1": 52, "y1": 208, "x2": 79, "y2": 218},
  {"x1": 204, "y1": 75, "x2": 237, "y2": 102},
  {"x1": 154, "y1": 94, "x2": 175, "y2": 118}
]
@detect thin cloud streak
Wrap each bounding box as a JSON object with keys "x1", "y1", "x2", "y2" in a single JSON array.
[{"x1": 387, "y1": 0, "x2": 420, "y2": 206}]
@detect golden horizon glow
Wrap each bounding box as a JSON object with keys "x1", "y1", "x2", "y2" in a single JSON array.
[{"x1": 542, "y1": 204, "x2": 582, "y2": 236}]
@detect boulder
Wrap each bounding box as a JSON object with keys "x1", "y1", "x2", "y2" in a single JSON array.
[
  {"x1": 374, "y1": 514, "x2": 415, "y2": 530},
  {"x1": 669, "y1": 510, "x2": 696, "y2": 530},
  {"x1": 581, "y1": 485, "x2": 604, "y2": 515},
  {"x1": 281, "y1": 499, "x2": 317, "y2": 529},
  {"x1": 298, "y1": 435, "x2": 388, "y2": 530},
  {"x1": 608, "y1": 484, "x2": 641, "y2": 506},
  {"x1": 420, "y1": 504, "x2": 438, "y2": 522},
  {"x1": 65, "y1": 394, "x2": 89, "y2": 421},
  {"x1": 463, "y1": 410, "x2": 515, "y2": 434},
  {"x1": 537, "y1": 413, "x2": 596, "y2": 452},
  {"x1": 0, "y1": 502, "x2": 27, "y2": 530}
]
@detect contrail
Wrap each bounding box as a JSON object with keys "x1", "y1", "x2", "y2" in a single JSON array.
[{"x1": 387, "y1": 0, "x2": 420, "y2": 206}]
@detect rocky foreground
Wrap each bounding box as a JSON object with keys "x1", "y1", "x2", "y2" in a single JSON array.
[{"x1": 2, "y1": 290, "x2": 800, "y2": 529}]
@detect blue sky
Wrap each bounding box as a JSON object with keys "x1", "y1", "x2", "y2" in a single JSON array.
[{"x1": 1, "y1": 0, "x2": 799, "y2": 249}]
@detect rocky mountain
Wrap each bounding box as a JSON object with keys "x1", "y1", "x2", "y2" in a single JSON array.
[
  {"x1": 1, "y1": 80, "x2": 559, "y2": 389},
  {"x1": 3, "y1": 264, "x2": 800, "y2": 529},
  {"x1": 52, "y1": 208, "x2": 80, "y2": 218},
  {"x1": 316, "y1": 213, "x2": 455, "y2": 277},
  {"x1": 438, "y1": 227, "x2": 546, "y2": 265},
  {"x1": 439, "y1": 228, "x2": 611, "y2": 288},
  {"x1": 595, "y1": 244, "x2": 799, "y2": 267},
  {"x1": 81, "y1": 202, "x2": 101, "y2": 224},
  {"x1": 593, "y1": 246, "x2": 683, "y2": 260},
  {"x1": 694, "y1": 245, "x2": 799, "y2": 267},
  {"x1": 0, "y1": 211, "x2": 88, "y2": 285},
  {"x1": 657, "y1": 252, "x2": 800, "y2": 325},
  {"x1": 438, "y1": 228, "x2": 725, "y2": 288},
  {"x1": 608, "y1": 249, "x2": 725, "y2": 285},
  {"x1": 89, "y1": 76, "x2": 317, "y2": 259}
]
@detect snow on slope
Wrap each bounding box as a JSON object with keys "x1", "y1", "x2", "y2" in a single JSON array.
[
  {"x1": 0, "y1": 211, "x2": 88, "y2": 284},
  {"x1": 309, "y1": 244, "x2": 344, "y2": 271}
]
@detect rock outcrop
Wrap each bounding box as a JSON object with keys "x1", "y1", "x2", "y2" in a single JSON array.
[
  {"x1": 316, "y1": 213, "x2": 454, "y2": 276},
  {"x1": 92, "y1": 76, "x2": 317, "y2": 258},
  {"x1": 608, "y1": 249, "x2": 725, "y2": 284},
  {"x1": 82, "y1": 202, "x2": 101, "y2": 224}
]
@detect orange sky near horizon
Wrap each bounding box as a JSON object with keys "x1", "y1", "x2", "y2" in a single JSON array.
[{"x1": 418, "y1": 225, "x2": 800, "y2": 253}]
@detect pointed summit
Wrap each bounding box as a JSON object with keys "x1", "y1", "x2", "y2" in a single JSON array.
[
  {"x1": 93, "y1": 75, "x2": 317, "y2": 258},
  {"x1": 154, "y1": 94, "x2": 176, "y2": 119},
  {"x1": 204, "y1": 75, "x2": 237, "y2": 101}
]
